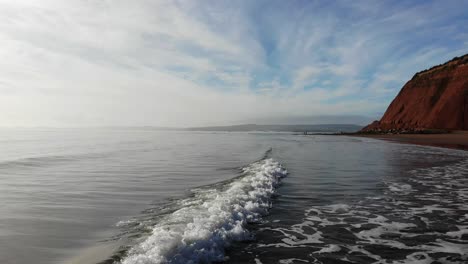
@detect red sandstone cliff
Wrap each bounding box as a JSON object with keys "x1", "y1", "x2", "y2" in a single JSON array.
[{"x1": 362, "y1": 54, "x2": 468, "y2": 133}]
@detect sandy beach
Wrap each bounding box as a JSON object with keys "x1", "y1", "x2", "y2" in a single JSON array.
[{"x1": 355, "y1": 131, "x2": 468, "y2": 151}]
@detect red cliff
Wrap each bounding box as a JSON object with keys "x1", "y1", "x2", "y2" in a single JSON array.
[{"x1": 362, "y1": 54, "x2": 468, "y2": 133}]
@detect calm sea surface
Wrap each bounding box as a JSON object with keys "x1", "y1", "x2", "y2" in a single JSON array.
[{"x1": 0, "y1": 128, "x2": 467, "y2": 264}]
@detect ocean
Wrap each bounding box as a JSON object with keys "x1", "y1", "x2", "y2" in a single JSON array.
[{"x1": 0, "y1": 128, "x2": 467, "y2": 264}]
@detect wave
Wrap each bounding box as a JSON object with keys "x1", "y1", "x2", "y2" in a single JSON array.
[
  {"x1": 118, "y1": 157, "x2": 288, "y2": 264},
  {"x1": 0, "y1": 152, "x2": 111, "y2": 169}
]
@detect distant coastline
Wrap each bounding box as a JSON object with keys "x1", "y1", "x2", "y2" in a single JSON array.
[
  {"x1": 122, "y1": 124, "x2": 363, "y2": 133},
  {"x1": 184, "y1": 124, "x2": 362, "y2": 133}
]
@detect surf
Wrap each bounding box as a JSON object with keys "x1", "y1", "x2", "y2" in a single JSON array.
[{"x1": 118, "y1": 156, "x2": 288, "y2": 264}]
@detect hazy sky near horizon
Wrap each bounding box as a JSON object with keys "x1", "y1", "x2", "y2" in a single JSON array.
[{"x1": 1, "y1": 0, "x2": 467, "y2": 127}]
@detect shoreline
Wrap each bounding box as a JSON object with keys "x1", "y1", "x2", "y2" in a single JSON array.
[{"x1": 349, "y1": 131, "x2": 468, "y2": 151}]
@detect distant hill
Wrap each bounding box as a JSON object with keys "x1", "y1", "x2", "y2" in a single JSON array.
[
  {"x1": 185, "y1": 124, "x2": 362, "y2": 133},
  {"x1": 241, "y1": 115, "x2": 376, "y2": 126},
  {"x1": 362, "y1": 54, "x2": 468, "y2": 133}
]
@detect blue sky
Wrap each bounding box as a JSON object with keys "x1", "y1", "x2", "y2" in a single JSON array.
[{"x1": 0, "y1": 0, "x2": 467, "y2": 126}]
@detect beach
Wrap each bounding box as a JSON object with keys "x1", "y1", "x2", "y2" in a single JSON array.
[{"x1": 354, "y1": 131, "x2": 468, "y2": 151}]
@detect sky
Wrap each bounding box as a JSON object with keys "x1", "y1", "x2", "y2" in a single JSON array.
[{"x1": 0, "y1": 0, "x2": 467, "y2": 127}]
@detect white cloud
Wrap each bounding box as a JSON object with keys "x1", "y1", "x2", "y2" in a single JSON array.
[
  {"x1": 293, "y1": 66, "x2": 323, "y2": 90},
  {"x1": 0, "y1": 1, "x2": 466, "y2": 126}
]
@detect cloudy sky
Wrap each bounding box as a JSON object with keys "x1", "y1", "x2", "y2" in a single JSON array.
[{"x1": 0, "y1": 0, "x2": 467, "y2": 127}]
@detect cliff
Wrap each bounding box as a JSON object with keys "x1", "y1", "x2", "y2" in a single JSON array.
[{"x1": 361, "y1": 54, "x2": 468, "y2": 133}]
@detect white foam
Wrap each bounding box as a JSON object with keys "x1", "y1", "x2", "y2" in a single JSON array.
[
  {"x1": 259, "y1": 155, "x2": 468, "y2": 263},
  {"x1": 446, "y1": 227, "x2": 468, "y2": 239},
  {"x1": 119, "y1": 158, "x2": 288, "y2": 264},
  {"x1": 388, "y1": 252, "x2": 434, "y2": 264},
  {"x1": 278, "y1": 258, "x2": 308, "y2": 264},
  {"x1": 421, "y1": 239, "x2": 468, "y2": 255},
  {"x1": 116, "y1": 219, "x2": 136, "y2": 227},
  {"x1": 357, "y1": 220, "x2": 416, "y2": 244},
  {"x1": 388, "y1": 183, "x2": 413, "y2": 193},
  {"x1": 317, "y1": 244, "x2": 341, "y2": 253},
  {"x1": 258, "y1": 223, "x2": 323, "y2": 247},
  {"x1": 327, "y1": 204, "x2": 350, "y2": 213}
]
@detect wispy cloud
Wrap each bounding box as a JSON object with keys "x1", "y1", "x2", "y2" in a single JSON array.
[{"x1": 0, "y1": 0, "x2": 466, "y2": 126}]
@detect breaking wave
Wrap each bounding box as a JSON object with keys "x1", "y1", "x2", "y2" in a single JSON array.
[{"x1": 118, "y1": 157, "x2": 288, "y2": 264}]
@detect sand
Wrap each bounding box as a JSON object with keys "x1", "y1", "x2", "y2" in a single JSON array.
[{"x1": 354, "y1": 131, "x2": 468, "y2": 151}]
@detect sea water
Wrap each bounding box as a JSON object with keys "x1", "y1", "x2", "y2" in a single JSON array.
[{"x1": 0, "y1": 128, "x2": 466, "y2": 264}]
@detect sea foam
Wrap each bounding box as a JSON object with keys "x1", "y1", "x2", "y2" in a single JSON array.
[{"x1": 119, "y1": 158, "x2": 288, "y2": 264}]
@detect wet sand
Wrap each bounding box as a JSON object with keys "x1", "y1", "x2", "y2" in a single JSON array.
[{"x1": 355, "y1": 131, "x2": 468, "y2": 151}]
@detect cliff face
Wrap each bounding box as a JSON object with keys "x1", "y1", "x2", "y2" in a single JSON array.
[{"x1": 362, "y1": 54, "x2": 468, "y2": 132}]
